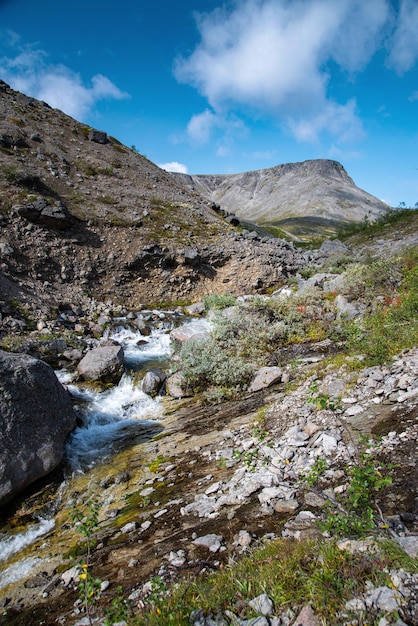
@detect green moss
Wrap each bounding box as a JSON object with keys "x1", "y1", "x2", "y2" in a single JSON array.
[{"x1": 148, "y1": 455, "x2": 171, "y2": 473}]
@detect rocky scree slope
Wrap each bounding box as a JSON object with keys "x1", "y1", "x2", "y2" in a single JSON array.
[
  {"x1": 0, "y1": 80, "x2": 304, "y2": 315},
  {"x1": 173, "y1": 159, "x2": 390, "y2": 234}
]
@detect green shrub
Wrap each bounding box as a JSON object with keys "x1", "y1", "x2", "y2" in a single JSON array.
[
  {"x1": 178, "y1": 336, "x2": 253, "y2": 391},
  {"x1": 202, "y1": 293, "x2": 237, "y2": 310},
  {"x1": 339, "y1": 260, "x2": 401, "y2": 301}
]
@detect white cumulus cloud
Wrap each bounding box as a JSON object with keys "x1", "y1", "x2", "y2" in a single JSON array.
[
  {"x1": 387, "y1": 0, "x2": 418, "y2": 73},
  {"x1": 174, "y1": 0, "x2": 397, "y2": 145},
  {"x1": 158, "y1": 162, "x2": 189, "y2": 174},
  {"x1": 0, "y1": 34, "x2": 129, "y2": 120}
]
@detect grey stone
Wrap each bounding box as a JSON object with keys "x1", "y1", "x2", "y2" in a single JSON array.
[
  {"x1": 293, "y1": 604, "x2": 319, "y2": 626},
  {"x1": 184, "y1": 302, "x2": 205, "y2": 316},
  {"x1": 0, "y1": 350, "x2": 77, "y2": 505},
  {"x1": 170, "y1": 319, "x2": 211, "y2": 343},
  {"x1": 14, "y1": 197, "x2": 72, "y2": 230},
  {"x1": 88, "y1": 128, "x2": 108, "y2": 143},
  {"x1": 248, "y1": 366, "x2": 282, "y2": 392},
  {"x1": 248, "y1": 593, "x2": 273, "y2": 616},
  {"x1": 192, "y1": 533, "x2": 224, "y2": 552},
  {"x1": 0, "y1": 242, "x2": 13, "y2": 256},
  {"x1": 396, "y1": 536, "x2": 418, "y2": 558},
  {"x1": 166, "y1": 371, "x2": 193, "y2": 398},
  {"x1": 141, "y1": 368, "x2": 166, "y2": 396},
  {"x1": 77, "y1": 345, "x2": 124, "y2": 383},
  {"x1": 365, "y1": 586, "x2": 402, "y2": 612},
  {"x1": 334, "y1": 294, "x2": 360, "y2": 319}
]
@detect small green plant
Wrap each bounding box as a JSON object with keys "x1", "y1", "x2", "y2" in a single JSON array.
[
  {"x1": 307, "y1": 382, "x2": 342, "y2": 412},
  {"x1": 303, "y1": 457, "x2": 328, "y2": 488},
  {"x1": 233, "y1": 447, "x2": 261, "y2": 471},
  {"x1": 69, "y1": 499, "x2": 103, "y2": 625},
  {"x1": 318, "y1": 437, "x2": 392, "y2": 537},
  {"x1": 104, "y1": 586, "x2": 132, "y2": 625}
]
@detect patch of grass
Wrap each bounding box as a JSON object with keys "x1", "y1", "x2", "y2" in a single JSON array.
[
  {"x1": 130, "y1": 537, "x2": 416, "y2": 625},
  {"x1": 0, "y1": 164, "x2": 19, "y2": 183},
  {"x1": 148, "y1": 455, "x2": 171, "y2": 474},
  {"x1": 8, "y1": 116, "x2": 25, "y2": 127},
  {"x1": 346, "y1": 258, "x2": 418, "y2": 365},
  {"x1": 98, "y1": 195, "x2": 118, "y2": 205}
]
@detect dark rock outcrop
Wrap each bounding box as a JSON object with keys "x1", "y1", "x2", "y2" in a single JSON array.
[
  {"x1": 14, "y1": 197, "x2": 72, "y2": 230},
  {"x1": 0, "y1": 349, "x2": 77, "y2": 505}
]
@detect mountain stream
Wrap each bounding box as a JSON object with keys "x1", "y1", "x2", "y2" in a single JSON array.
[{"x1": 0, "y1": 311, "x2": 209, "y2": 593}]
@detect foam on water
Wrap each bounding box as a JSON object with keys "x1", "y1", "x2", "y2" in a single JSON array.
[
  {"x1": 65, "y1": 374, "x2": 163, "y2": 470},
  {"x1": 0, "y1": 518, "x2": 55, "y2": 564},
  {"x1": 108, "y1": 323, "x2": 172, "y2": 368},
  {"x1": 0, "y1": 557, "x2": 42, "y2": 591}
]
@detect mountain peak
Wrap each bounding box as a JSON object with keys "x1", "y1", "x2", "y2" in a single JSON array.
[{"x1": 173, "y1": 159, "x2": 389, "y2": 237}]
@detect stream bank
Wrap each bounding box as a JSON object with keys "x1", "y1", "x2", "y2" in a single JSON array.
[{"x1": 1, "y1": 337, "x2": 418, "y2": 625}]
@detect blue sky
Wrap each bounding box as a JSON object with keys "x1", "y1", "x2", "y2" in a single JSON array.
[{"x1": 1, "y1": 0, "x2": 418, "y2": 207}]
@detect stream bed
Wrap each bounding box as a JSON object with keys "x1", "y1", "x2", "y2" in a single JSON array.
[{"x1": 0, "y1": 310, "x2": 210, "y2": 594}]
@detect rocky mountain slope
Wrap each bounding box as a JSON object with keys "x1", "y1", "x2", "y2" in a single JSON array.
[
  {"x1": 0, "y1": 80, "x2": 304, "y2": 315},
  {"x1": 174, "y1": 160, "x2": 390, "y2": 237}
]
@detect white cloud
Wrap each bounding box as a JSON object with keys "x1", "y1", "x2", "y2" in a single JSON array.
[
  {"x1": 187, "y1": 109, "x2": 218, "y2": 143},
  {"x1": 174, "y1": 0, "x2": 392, "y2": 145},
  {"x1": 289, "y1": 99, "x2": 365, "y2": 144},
  {"x1": 158, "y1": 161, "x2": 189, "y2": 174},
  {"x1": 0, "y1": 36, "x2": 129, "y2": 120},
  {"x1": 387, "y1": 0, "x2": 418, "y2": 73}
]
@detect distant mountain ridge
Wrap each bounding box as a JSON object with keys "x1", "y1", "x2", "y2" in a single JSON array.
[{"x1": 173, "y1": 159, "x2": 390, "y2": 235}]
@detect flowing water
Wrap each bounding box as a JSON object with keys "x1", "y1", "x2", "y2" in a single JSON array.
[{"x1": 0, "y1": 311, "x2": 211, "y2": 591}]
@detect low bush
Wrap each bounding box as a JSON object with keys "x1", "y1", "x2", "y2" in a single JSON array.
[{"x1": 202, "y1": 293, "x2": 237, "y2": 310}]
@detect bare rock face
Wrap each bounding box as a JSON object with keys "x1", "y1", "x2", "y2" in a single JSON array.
[
  {"x1": 174, "y1": 159, "x2": 390, "y2": 228},
  {"x1": 0, "y1": 349, "x2": 77, "y2": 506}
]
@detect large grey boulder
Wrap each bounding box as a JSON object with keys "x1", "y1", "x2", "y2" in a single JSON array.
[
  {"x1": 77, "y1": 345, "x2": 124, "y2": 383},
  {"x1": 0, "y1": 350, "x2": 77, "y2": 505}
]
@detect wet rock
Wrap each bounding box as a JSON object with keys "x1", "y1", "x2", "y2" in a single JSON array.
[
  {"x1": 0, "y1": 350, "x2": 77, "y2": 505},
  {"x1": 142, "y1": 368, "x2": 166, "y2": 396},
  {"x1": 76, "y1": 344, "x2": 124, "y2": 383}
]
